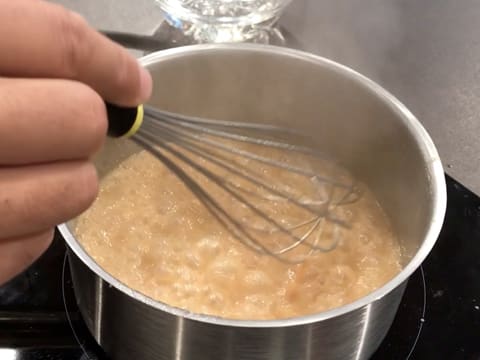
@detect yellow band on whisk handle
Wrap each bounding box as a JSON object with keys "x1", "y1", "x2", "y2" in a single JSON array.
[{"x1": 106, "y1": 103, "x2": 144, "y2": 138}]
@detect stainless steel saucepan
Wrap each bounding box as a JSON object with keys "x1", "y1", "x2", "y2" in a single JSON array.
[{"x1": 59, "y1": 44, "x2": 446, "y2": 360}]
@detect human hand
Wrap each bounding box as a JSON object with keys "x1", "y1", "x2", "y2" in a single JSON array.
[{"x1": 0, "y1": 0, "x2": 152, "y2": 284}]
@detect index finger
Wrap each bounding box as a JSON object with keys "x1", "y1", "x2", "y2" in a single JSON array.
[{"x1": 0, "y1": 0, "x2": 152, "y2": 106}]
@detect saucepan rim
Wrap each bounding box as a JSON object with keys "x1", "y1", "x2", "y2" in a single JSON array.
[{"x1": 59, "y1": 43, "x2": 447, "y2": 328}]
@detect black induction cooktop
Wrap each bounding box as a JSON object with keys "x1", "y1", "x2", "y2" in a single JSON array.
[{"x1": 0, "y1": 174, "x2": 479, "y2": 360}]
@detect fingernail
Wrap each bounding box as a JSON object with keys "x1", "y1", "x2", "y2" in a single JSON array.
[{"x1": 138, "y1": 66, "x2": 153, "y2": 103}]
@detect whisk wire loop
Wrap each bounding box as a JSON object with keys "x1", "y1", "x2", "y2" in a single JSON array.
[{"x1": 107, "y1": 103, "x2": 362, "y2": 262}]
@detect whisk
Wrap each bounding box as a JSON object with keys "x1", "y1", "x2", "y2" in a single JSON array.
[{"x1": 106, "y1": 103, "x2": 361, "y2": 263}]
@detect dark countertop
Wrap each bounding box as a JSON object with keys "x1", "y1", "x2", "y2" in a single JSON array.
[{"x1": 53, "y1": 0, "x2": 480, "y2": 195}]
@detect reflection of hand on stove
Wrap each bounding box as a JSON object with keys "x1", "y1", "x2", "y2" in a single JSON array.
[{"x1": 0, "y1": 233, "x2": 67, "y2": 308}]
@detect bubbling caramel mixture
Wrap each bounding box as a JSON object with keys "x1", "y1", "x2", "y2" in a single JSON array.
[{"x1": 76, "y1": 146, "x2": 402, "y2": 320}]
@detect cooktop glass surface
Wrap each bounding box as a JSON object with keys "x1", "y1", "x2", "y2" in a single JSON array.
[{"x1": 0, "y1": 175, "x2": 479, "y2": 360}]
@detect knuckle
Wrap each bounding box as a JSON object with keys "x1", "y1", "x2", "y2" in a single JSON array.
[
  {"x1": 74, "y1": 83, "x2": 108, "y2": 153},
  {"x1": 54, "y1": 8, "x2": 92, "y2": 78},
  {"x1": 72, "y1": 162, "x2": 99, "y2": 213},
  {"x1": 113, "y1": 50, "x2": 134, "y2": 89},
  {"x1": 0, "y1": 86, "x2": 17, "y2": 121},
  {"x1": 104, "y1": 48, "x2": 140, "y2": 103}
]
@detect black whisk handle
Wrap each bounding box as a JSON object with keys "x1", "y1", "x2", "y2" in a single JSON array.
[{"x1": 106, "y1": 102, "x2": 144, "y2": 138}]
